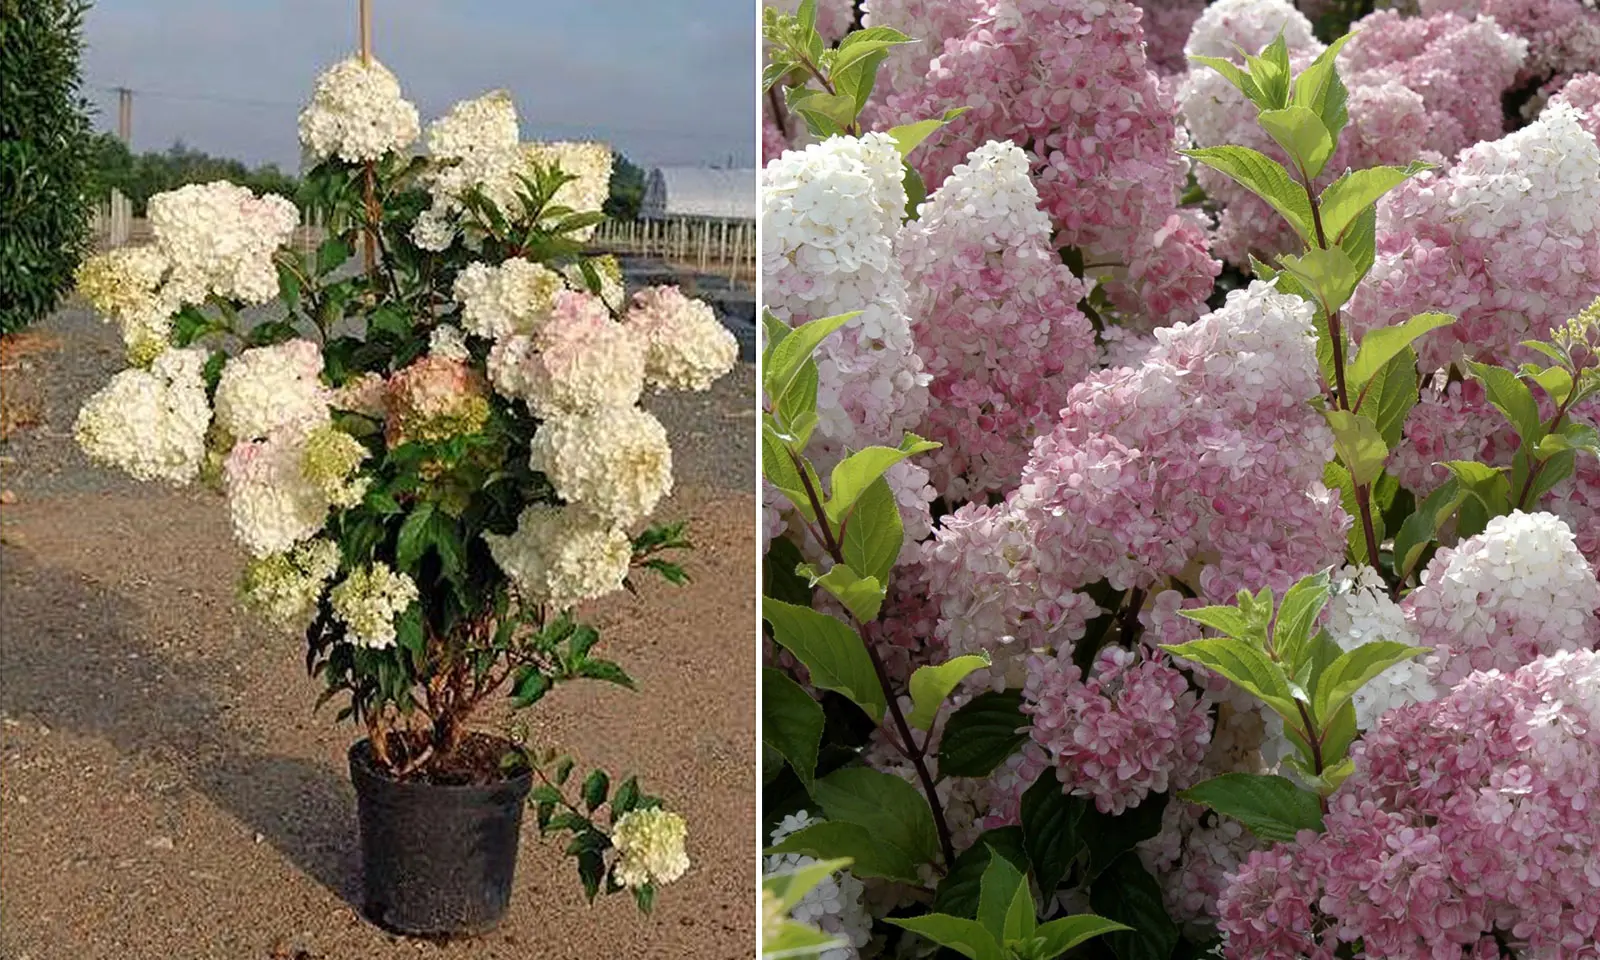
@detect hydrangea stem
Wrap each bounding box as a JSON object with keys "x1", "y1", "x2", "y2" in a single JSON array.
[
  {"x1": 1300, "y1": 167, "x2": 1384, "y2": 573},
  {"x1": 789, "y1": 448, "x2": 959, "y2": 869}
]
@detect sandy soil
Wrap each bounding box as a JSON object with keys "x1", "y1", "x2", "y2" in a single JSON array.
[{"x1": 0, "y1": 308, "x2": 758, "y2": 959}]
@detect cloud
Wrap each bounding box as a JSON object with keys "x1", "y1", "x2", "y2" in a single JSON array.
[{"x1": 82, "y1": 0, "x2": 756, "y2": 170}]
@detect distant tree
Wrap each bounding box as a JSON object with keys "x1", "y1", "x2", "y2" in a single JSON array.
[
  {"x1": 89, "y1": 134, "x2": 300, "y2": 215},
  {"x1": 605, "y1": 153, "x2": 647, "y2": 221},
  {"x1": 0, "y1": 0, "x2": 96, "y2": 333}
]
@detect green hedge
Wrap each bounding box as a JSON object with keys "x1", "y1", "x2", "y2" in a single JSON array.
[{"x1": 0, "y1": 0, "x2": 95, "y2": 334}]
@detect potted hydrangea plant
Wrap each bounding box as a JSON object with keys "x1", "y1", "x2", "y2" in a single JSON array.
[{"x1": 71, "y1": 48, "x2": 738, "y2": 936}]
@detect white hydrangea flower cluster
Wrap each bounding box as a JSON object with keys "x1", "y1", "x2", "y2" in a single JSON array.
[
  {"x1": 483, "y1": 504, "x2": 633, "y2": 607},
  {"x1": 762, "y1": 133, "x2": 932, "y2": 557},
  {"x1": 1405, "y1": 511, "x2": 1600, "y2": 686},
  {"x1": 329, "y1": 562, "x2": 419, "y2": 649},
  {"x1": 764, "y1": 811, "x2": 873, "y2": 960},
  {"x1": 147, "y1": 181, "x2": 298, "y2": 304},
  {"x1": 410, "y1": 92, "x2": 613, "y2": 250},
  {"x1": 213, "y1": 340, "x2": 329, "y2": 440},
  {"x1": 529, "y1": 408, "x2": 673, "y2": 528},
  {"x1": 522, "y1": 140, "x2": 613, "y2": 242},
  {"x1": 411, "y1": 91, "x2": 523, "y2": 250},
  {"x1": 73, "y1": 246, "x2": 178, "y2": 364},
  {"x1": 622, "y1": 285, "x2": 740, "y2": 392},
  {"x1": 1325, "y1": 566, "x2": 1438, "y2": 730},
  {"x1": 452, "y1": 258, "x2": 565, "y2": 339},
  {"x1": 428, "y1": 324, "x2": 471, "y2": 363},
  {"x1": 74, "y1": 347, "x2": 212, "y2": 485},
  {"x1": 608, "y1": 807, "x2": 691, "y2": 889},
  {"x1": 223, "y1": 417, "x2": 337, "y2": 557},
  {"x1": 239, "y1": 538, "x2": 341, "y2": 632},
  {"x1": 297, "y1": 56, "x2": 420, "y2": 163},
  {"x1": 1183, "y1": 0, "x2": 1320, "y2": 60}
]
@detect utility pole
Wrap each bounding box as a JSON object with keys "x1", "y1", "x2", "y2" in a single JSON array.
[{"x1": 115, "y1": 87, "x2": 132, "y2": 144}]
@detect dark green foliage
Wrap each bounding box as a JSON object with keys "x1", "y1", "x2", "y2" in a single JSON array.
[
  {"x1": 602, "y1": 153, "x2": 646, "y2": 221},
  {"x1": 89, "y1": 133, "x2": 300, "y2": 215},
  {"x1": 0, "y1": 0, "x2": 96, "y2": 332}
]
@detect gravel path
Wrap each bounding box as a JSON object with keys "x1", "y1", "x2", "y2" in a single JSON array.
[{"x1": 0, "y1": 306, "x2": 756, "y2": 959}]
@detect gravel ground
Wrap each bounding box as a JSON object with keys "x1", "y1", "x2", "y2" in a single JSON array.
[{"x1": 0, "y1": 306, "x2": 757, "y2": 959}]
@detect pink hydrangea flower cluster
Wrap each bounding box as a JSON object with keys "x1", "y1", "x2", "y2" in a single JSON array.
[
  {"x1": 1420, "y1": 0, "x2": 1600, "y2": 83},
  {"x1": 877, "y1": 0, "x2": 1220, "y2": 329},
  {"x1": 384, "y1": 354, "x2": 491, "y2": 447},
  {"x1": 1346, "y1": 100, "x2": 1600, "y2": 373},
  {"x1": 1021, "y1": 645, "x2": 1212, "y2": 816},
  {"x1": 1550, "y1": 70, "x2": 1600, "y2": 138},
  {"x1": 1403, "y1": 510, "x2": 1600, "y2": 686},
  {"x1": 1012, "y1": 280, "x2": 1348, "y2": 602},
  {"x1": 918, "y1": 498, "x2": 1101, "y2": 689},
  {"x1": 1221, "y1": 649, "x2": 1600, "y2": 957},
  {"x1": 1138, "y1": 0, "x2": 1210, "y2": 75},
  {"x1": 860, "y1": 0, "x2": 983, "y2": 99},
  {"x1": 896, "y1": 139, "x2": 1097, "y2": 500}
]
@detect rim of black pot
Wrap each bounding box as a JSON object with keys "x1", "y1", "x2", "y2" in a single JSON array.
[{"x1": 348, "y1": 739, "x2": 535, "y2": 793}]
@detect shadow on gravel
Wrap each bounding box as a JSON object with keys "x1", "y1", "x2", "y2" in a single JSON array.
[{"x1": 0, "y1": 545, "x2": 362, "y2": 905}]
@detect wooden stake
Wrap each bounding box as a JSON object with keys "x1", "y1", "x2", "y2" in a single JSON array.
[{"x1": 359, "y1": 0, "x2": 378, "y2": 275}]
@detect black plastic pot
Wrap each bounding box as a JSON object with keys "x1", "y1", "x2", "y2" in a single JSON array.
[{"x1": 348, "y1": 739, "x2": 533, "y2": 936}]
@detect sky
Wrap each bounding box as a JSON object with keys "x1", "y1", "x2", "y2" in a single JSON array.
[{"x1": 80, "y1": 0, "x2": 757, "y2": 172}]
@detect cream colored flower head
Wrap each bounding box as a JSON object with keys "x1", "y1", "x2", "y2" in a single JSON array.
[{"x1": 610, "y1": 807, "x2": 690, "y2": 889}]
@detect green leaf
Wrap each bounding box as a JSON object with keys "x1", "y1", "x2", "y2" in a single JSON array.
[
  {"x1": 1182, "y1": 145, "x2": 1313, "y2": 242},
  {"x1": 840, "y1": 476, "x2": 903, "y2": 584},
  {"x1": 1291, "y1": 32, "x2": 1356, "y2": 147},
  {"x1": 811, "y1": 563, "x2": 886, "y2": 623},
  {"x1": 1278, "y1": 245, "x2": 1362, "y2": 316},
  {"x1": 762, "y1": 419, "x2": 822, "y2": 521},
  {"x1": 1257, "y1": 105, "x2": 1334, "y2": 179},
  {"x1": 1524, "y1": 364, "x2": 1574, "y2": 407},
  {"x1": 977, "y1": 848, "x2": 1033, "y2": 943},
  {"x1": 938, "y1": 691, "x2": 1029, "y2": 778},
  {"x1": 1392, "y1": 478, "x2": 1466, "y2": 580},
  {"x1": 908, "y1": 654, "x2": 991, "y2": 730},
  {"x1": 1318, "y1": 161, "x2": 1432, "y2": 244},
  {"x1": 813, "y1": 766, "x2": 940, "y2": 866},
  {"x1": 1159, "y1": 637, "x2": 1300, "y2": 722},
  {"x1": 1179, "y1": 773, "x2": 1325, "y2": 843},
  {"x1": 762, "y1": 598, "x2": 887, "y2": 723},
  {"x1": 887, "y1": 107, "x2": 969, "y2": 157},
  {"x1": 1244, "y1": 34, "x2": 1293, "y2": 109},
  {"x1": 1313, "y1": 640, "x2": 1430, "y2": 725},
  {"x1": 1190, "y1": 56, "x2": 1263, "y2": 102},
  {"x1": 1360, "y1": 346, "x2": 1421, "y2": 448},
  {"x1": 1272, "y1": 568, "x2": 1333, "y2": 671},
  {"x1": 1024, "y1": 916, "x2": 1134, "y2": 960},
  {"x1": 766, "y1": 311, "x2": 858, "y2": 410},
  {"x1": 765, "y1": 857, "x2": 854, "y2": 913},
  {"x1": 1442, "y1": 460, "x2": 1511, "y2": 517},
  {"x1": 315, "y1": 234, "x2": 350, "y2": 276},
  {"x1": 825, "y1": 434, "x2": 941, "y2": 522},
  {"x1": 1020, "y1": 776, "x2": 1087, "y2": 897},
  {"x1": 934, "y1": 828, "x2": 1028, "y2": 918},
  {"x1": 1324, "y1": 461, "x2": 1384, "y2": 566},
  {"x1": 1081, "y1": 793, "x2": 1169, "y2": 879},
  {"x1": 1340, "y1": 203, "x2": 1377, "y2": 278},
  {"x1": 1176, "y1": 605, "x2": 1256, "y2": 642},
  {"x1": 1325, "y1": 408, "x2": 1388, "y2": 486},
  {"x1": 763, "y1": 668, "x2": 824, "y2": 786},
  {"x1": 903, "y1": 160, "x2": 928, "y2": 220},
  {"x1": 1466, "y1": 359, "x2": 1544, "y2": 447},
  {"x1": 1347, "y1": 313, "x2": 1454, "y2": 388},
  {"x1": 582, "y1": 769, "x2": 609, "y2": 812},
  {"x1": 1088, "y1": 854, "x2": 1180, "y2": 960},
  {"x1": 884, "y1": 915, "x2": 1003, "y2": 960},
  {"x1": 767, "y1": 821, "x2": 920, "y2": 883}
]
